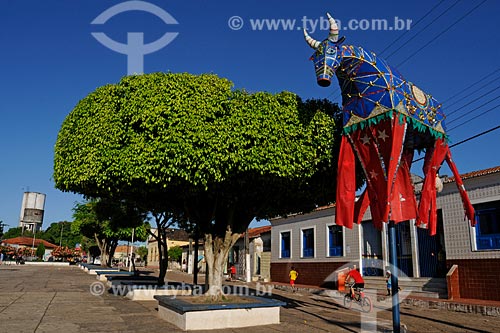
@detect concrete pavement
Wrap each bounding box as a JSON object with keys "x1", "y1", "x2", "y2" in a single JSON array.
[{"x1": 0, "y1": 265, "x2": 499, "y2": 332}]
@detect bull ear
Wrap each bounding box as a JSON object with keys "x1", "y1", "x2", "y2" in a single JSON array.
[
  {"x1": 303, "y1": 29, "x2": 320, "y2": 49},
  {"x1": 326, "y1": 13, "x2": 339, "y2": 42}
]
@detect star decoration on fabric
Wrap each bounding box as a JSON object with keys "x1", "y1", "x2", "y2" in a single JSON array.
[
  {"x1": 361, "y1": 135, "x2": 370, "y2": 145},
  {"x1": 369, "y1": 170, "x2": 378, "y2": 180},
  {"x1": 378, "y1": 130, "x2": 389, "y2": 142}
]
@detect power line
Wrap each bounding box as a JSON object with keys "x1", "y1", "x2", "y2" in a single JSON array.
[
  {"x1": 384, "y1": 0, "x2": 460, "y2": 60},
  {"x1": 412, "y1": 124, "x2": 500, "y2": 162},
  {"x1": 378, "y1": 0, "x2": 446, "y2": 56},
  {"x1": 447, "y1": 104, "x2": 499, "y2": 132},
  {"x1": 446, "y1": 94, "x2": 500, "y2": 125},
  {"x1": 449, "y1": 124, "x2": 500, "y2": 148},
  {"x1": 396, "y1": 0, "x2": 487, "y2": 68},
  {"x1": 444, "y1": 73, "x2": 500, "y2": 110},
  {"x1": 441, "y1": 68, "x2": 500, "y2": 104},
  {"x1": 446, "y1": 84, "x2": 500, "y2": 118}
]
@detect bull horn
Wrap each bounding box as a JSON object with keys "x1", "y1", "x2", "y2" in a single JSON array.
[
  {"x1": 303, "y1": 29, "x2": 320, "y2": 49},
  {"x1": 326, "y1": 13, "x2": 339, "y2": 42}
]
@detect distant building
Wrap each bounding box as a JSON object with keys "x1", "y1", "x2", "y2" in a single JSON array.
[
  {"x1": 18, "y1": 192, "x2": 46, "y2": 232},
  {"x1": 2, "y1": 236, "x2": 57, "y2": 261},
  {"x1": 112, "y1": 244, "x2": 137, "y2": 266},
  {"x1": 147, "y1": 228, "x2": 190, "y2": 268},
  {"x1": 230, "y1": 226, "x2": 271, "y2": 282}
]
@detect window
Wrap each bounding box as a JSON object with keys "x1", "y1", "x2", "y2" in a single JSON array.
[
  {"x1": 280, "y1": 231, "x2": 291, "y2": 258},
  {"x1": 475, "y1": 201, "x2": 500, "y2": 250},
  {"x1": 328, "y1": 225, "x2": 343, "y2": 256},
  {"x1": 302, "y1": 228, "x2": 315, "y2": 258}
]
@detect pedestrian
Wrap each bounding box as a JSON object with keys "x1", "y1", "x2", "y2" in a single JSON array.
[
  {"x1": 0, "y1": 252, "x2": 3, "y2": 265},
  {"x1": 182, "y1": 259, "x2": 187, "y2": 272},
  {"x1": 289, "y1": 266, "x2": 298, "y2": 292},
  {"x1": 385, "y1": 269, "x2": 400, "y2": 296},
  {"x1": 385, "y1": 270, "x2": 392, "y2": 296},
  {"x1": 230, "y1": 264, "x2": 236, "y2": 281}
]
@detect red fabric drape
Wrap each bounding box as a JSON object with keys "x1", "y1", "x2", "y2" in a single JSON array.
[
  {"x1": 417, "y1": 138, "x2": 448, "y2": 235},
  {"x1": 335, "y1": 135, "x2": 356, "y2": 228},
  {"x1": 445, "y1": 149, "x2": 476, "y2": 226}
]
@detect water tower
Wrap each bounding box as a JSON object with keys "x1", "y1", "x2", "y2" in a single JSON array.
[{"x1": 19, "y1": 192, "x2": 46, "y2": 232}]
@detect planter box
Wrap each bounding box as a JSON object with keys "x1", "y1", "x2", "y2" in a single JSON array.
[{"x1": 155, "y1": 295, "x2": 285, "y2": 331}]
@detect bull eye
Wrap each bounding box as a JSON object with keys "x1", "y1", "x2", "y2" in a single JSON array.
[{"x1": 326, "y1": 47, "x2": 336, "y2": 55}]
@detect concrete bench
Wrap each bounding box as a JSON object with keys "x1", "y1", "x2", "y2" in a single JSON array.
[
  {"x1": 88, "y1": 268, "x2": 120, "y2": 275},
  {"x1": 106, "y1": 275, "x2": 158, "y2": 287},
  {"x1": 96, "y1": 271, "x2": 135, "y2": 281},
  {"x1": 125, "y1": 282, "x2": 192, "y2": 301}
]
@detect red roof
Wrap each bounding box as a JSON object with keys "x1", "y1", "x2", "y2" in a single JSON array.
[
  {"x1": 240, "y1": 225, "x2": 271, "y2": 239},
  {"x1": 2, "y1": 237, "x2": 58, "y2": 248},
  {"x1": 444, "y1": 165, "x2": 500, "y2": 183}
]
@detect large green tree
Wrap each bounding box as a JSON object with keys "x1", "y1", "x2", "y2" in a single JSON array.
[
  {"x1": 41, "y1": 221, "x2": 82, "y2": 248},
  {"x1": 71, "y1": 200, "x2": 148, "y2": 267},
  {"x1": 54, "y1": 73, "x2": 340, "y2": 297}
]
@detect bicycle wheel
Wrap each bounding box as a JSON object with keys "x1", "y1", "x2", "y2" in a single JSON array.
[
  {"x1": 360, "y1": 296, "x2": 372, "y2": 313},
  {"x1": 343, "y1": 294, "x2": 353, "y2": 309}
]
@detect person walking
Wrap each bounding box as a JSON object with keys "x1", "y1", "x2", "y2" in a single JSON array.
[
  {"x1": 385, "y1": 270, "x2": 392, "y2": 296},
  {"x1": 289, "y1": 266, "x2": 298, "y2": 292}
]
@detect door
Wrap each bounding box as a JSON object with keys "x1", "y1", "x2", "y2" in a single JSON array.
[
  {"x1": 417, "y1": 210, "x2": 445, "y2": 277},
  {"x1": 395, "y1": 221, "x2": 413, "y2": 277},
  {"x1": 361, "y1": 221, "x2": 383, "y2": 276}
]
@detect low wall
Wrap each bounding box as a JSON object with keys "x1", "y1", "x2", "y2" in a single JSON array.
[
  {"x1": 271, "y1": 261, "x2": 347, "y2": 287},
  {"x1": 16, "y1": 261, "x2": 70, "y2": 267},
  {"x1": 446, "y1": 264, "x2": 460, "y2": 300},
  {"x1": 447, "y1": 259, "x2": 500, "y2": 301}
]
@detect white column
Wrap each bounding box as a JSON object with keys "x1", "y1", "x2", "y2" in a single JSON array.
[{"x1": 409, "y1": 219, "x2": 420, "y2": 278}]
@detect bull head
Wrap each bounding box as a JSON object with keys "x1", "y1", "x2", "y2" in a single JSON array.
[{"x1": 304, "y1": 13, "x2": 345, "y2": 87}]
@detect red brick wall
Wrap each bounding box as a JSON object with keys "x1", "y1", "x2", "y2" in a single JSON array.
[
  {"x1": 271, "y1": 262, "x2": 348, "y2": 288},
  {"x1": 447, "y1": 259, "x2": 500, "y2": 301}
]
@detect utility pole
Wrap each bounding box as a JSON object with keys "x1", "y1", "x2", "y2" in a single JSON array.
[
  {"x1": 245, "y1": 228, "x2": 251, "y2": 282},
  {"x1": 59, "y1": 223, "x2": 64, "y2": 247},
  {"x1": 129, "y1": 228, "x2": 135, "y2": 272},
  {"x1": 388, "y1": 221, "x2": 401, "y2": 333}
]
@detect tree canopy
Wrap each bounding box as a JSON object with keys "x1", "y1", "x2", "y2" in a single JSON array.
[
  {"x1": 54, "y1": 72, "x2": 341, "y2": 294},
  {"x1": 54, "y1": 73, "x2": 339, "y2": 211}
]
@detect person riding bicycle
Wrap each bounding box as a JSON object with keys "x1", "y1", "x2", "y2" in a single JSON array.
[{"x1": 346, "y1": 265, "x2": 364, "y2": 300}]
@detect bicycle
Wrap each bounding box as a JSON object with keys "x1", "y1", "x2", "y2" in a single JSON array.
[{"x1": 344, "y1": 283, "x2": 372, "y2": 313}]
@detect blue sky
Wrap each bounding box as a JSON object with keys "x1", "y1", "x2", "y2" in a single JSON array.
[{"x1": 1, "y1": 0, "x2": 499, "y2": 231}]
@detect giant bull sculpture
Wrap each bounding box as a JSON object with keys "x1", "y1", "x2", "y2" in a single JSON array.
[{"x1": 305, "y1": 13, "x2": 475, "y2": 235}]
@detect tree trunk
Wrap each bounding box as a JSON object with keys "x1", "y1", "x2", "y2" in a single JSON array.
[
  {"x1": 147, "y1": 217, "x2": 171, "y2": 287},
  {"x1": 94, "y1": 234, "x2": 109, "y2": 267},
  {"x1": 106, "y1": 239, "x2": 118, "y2": 267},
  {"x1": 204, "y1": 226, "x2": 241, "y2": 300},
  {"x1": 157, "y1": 230, "x2": 169, "y2": 286}
]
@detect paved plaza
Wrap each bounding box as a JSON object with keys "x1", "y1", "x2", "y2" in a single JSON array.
[{"x1": 0, "y1": 265, "x2": 498, "y2": 332}]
